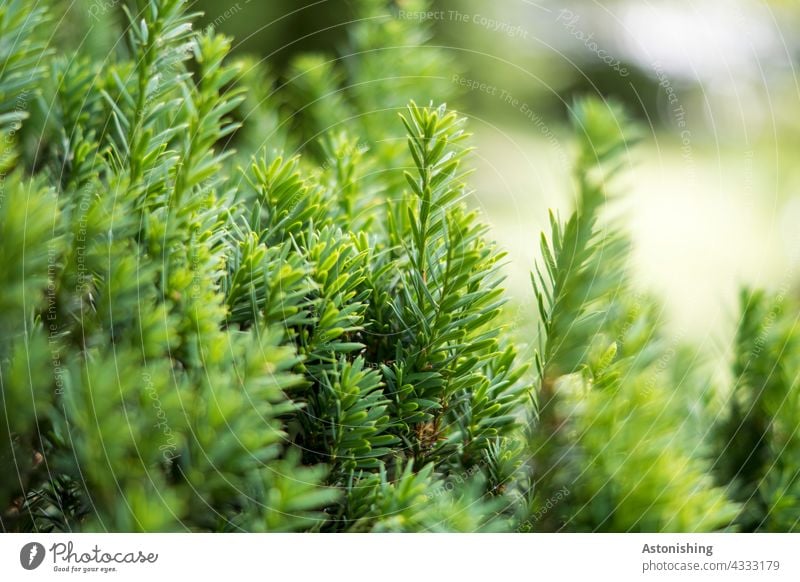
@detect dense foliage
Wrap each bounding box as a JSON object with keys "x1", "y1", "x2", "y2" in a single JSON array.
[{"x1": 1, "y1": 0, "x2": 797, "y2": 532}]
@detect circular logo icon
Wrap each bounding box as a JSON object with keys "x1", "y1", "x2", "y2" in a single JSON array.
[{"x1": 20, "y1": 542, "x2": 46, "y2": 570}]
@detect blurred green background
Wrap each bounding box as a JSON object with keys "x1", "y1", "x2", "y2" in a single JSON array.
[{"x1": 75, "y1": 0, "x2": 800, "y2": 361}]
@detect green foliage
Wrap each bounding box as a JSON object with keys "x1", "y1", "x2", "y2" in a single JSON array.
[
  {"x1": 714, "y1": 289, "x2": 800, "y2": 531},
  {"x1": 527, "y1": 98, "x2": 739, "y2": 532},
  {"x1": 0, "y1": 0, "x2": 525, "y2": 533},
  {"x1": 0, "y1": 0, "x2": 333, "y2": 533},
  {"x1": 340, "y1": 462, "x2": 507, "y2": 532},
  {"x1": 0, "y1": 0, "x2": 48, "y2": 132},
  {"x1": 0, "y1": 0, "x2": 795, "y2": 534}
]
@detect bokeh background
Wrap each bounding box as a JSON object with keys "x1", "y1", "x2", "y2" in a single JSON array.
[{"x1": 84, "y1": 0, "x2": 800, "y2": 365}]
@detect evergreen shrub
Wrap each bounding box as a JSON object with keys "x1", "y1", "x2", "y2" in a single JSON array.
[{"x1": 0, "y1": 0, "x2": 796, "y2": 533}]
